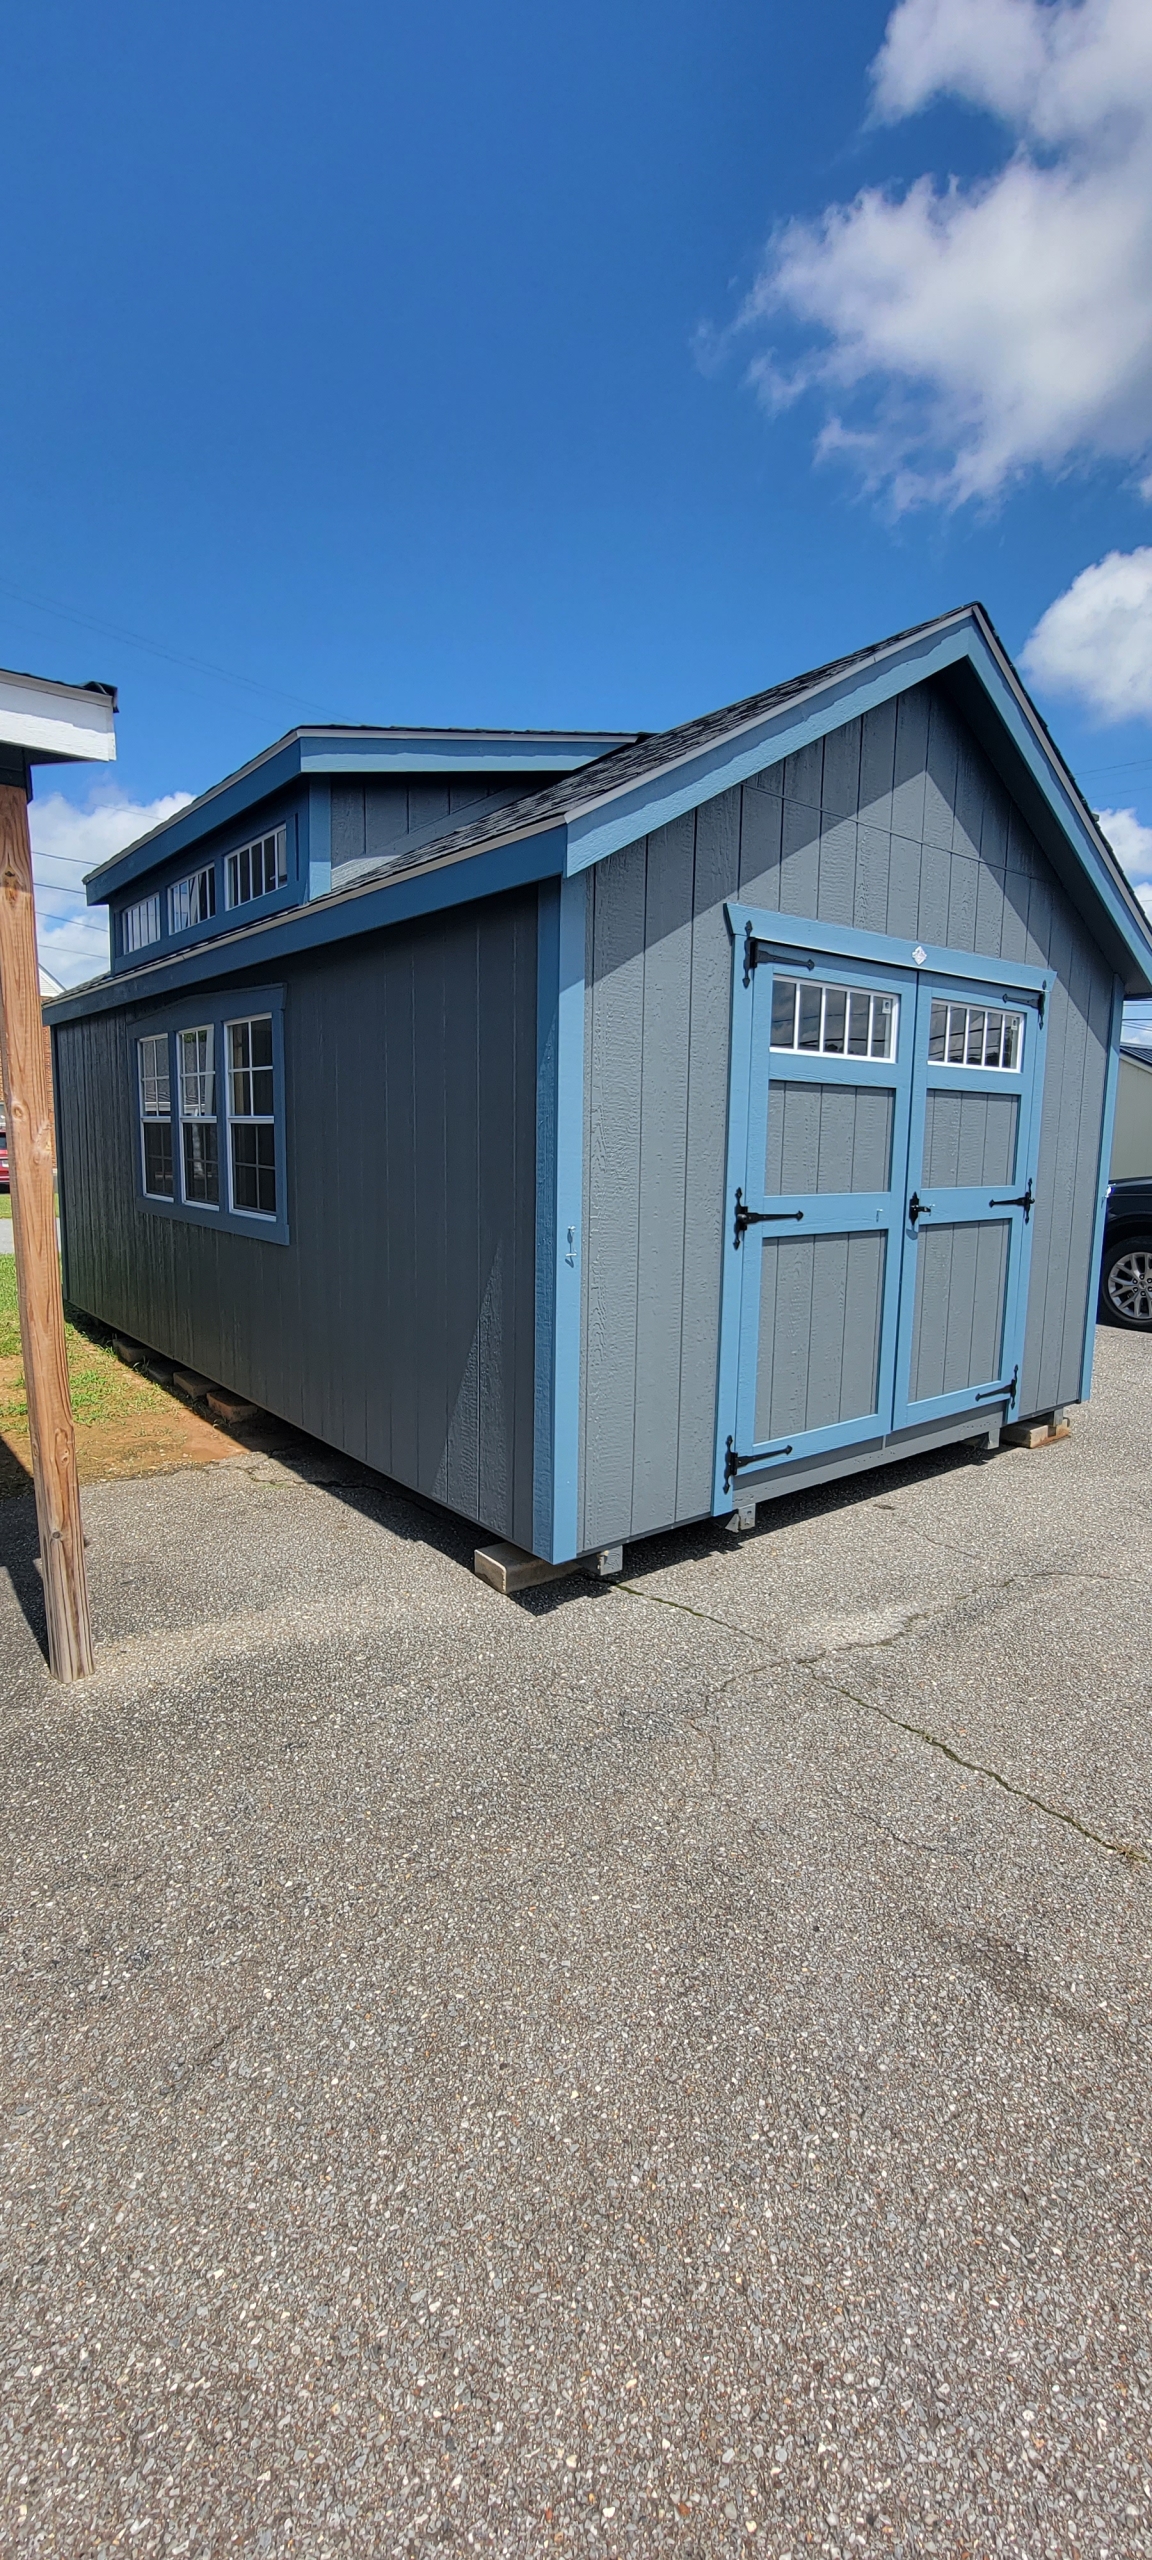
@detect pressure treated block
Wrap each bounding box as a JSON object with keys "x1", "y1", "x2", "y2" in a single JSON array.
[
  {"x1": 1001, "y1": 1414, "x2": 1071, "y2": 1449},
  {"x1": 207, "y1": 1390, "x2": 258, "y2": 1425},
  {"x1": 114, "y1": 1337, "x2": 145, "y2": 1366},
  {"x1": 172, "y1": 1369, "x2": 212, "y2": 1403},
  {"x1": 474, "y1": 1541, "x2": 579, "y2": 1596}
]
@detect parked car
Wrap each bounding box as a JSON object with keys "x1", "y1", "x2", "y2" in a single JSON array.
[
  {"x1": 0, "y1": 1126, "x2": 7, "y2": 1188},
  {"x1": 1099, "y1": 1178, "x2": 1152, "y2": 1327}
]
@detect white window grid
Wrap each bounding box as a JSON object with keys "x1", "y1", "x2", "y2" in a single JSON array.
[
  {"x1": 226, "y1": 1015, "x2": 277, "y2": 1217},
  {"x1": 771, "y1": 976, "x2": 898, "y2": 1062},
  {"x1": 169, "y1": 865, "x2": 216, "y2": 934},
  {"x1": 138, "y1": 1034, "x2": 170, "y2": 1118},
  {"x1": 178, "y1": 1025, "x2": 216, "y2": 1119},
  {"x1": 123, "y1": 893, "x2": 162, "y2": 954},
  {"x1": 928, "y1": 1001, "x2": 1023, "y2": 1072},
  {"x1": 224, "y1": 827, "x2": 287, "y2": 911}
]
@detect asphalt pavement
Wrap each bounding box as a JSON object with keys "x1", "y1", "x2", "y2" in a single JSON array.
[{"x1": 1, "y1": 1329, "x2": 1150, "y2": 2559}]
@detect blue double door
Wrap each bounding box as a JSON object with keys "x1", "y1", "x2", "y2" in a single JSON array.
[{"x1": 724, "y1": 943, "x2": 1046, "y2": 1491}]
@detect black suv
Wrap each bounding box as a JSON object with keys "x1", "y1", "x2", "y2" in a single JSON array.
[{"x1": 1099, "y1": 1179, "x2": 1152, "y2": 1327}]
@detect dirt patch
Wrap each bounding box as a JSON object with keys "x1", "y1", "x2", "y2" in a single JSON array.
[{"x1": 0, "y1": 1348, "x2": 251, "y2": 1493}]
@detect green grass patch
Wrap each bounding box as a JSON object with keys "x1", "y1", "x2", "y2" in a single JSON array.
[{"x1": 0, "y1": 1258, "x2": 169, "y2": 1430}]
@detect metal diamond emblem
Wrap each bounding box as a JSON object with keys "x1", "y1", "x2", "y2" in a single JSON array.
[{"x1": 912, "y1": 944, "x2": 927, "y2": 966}]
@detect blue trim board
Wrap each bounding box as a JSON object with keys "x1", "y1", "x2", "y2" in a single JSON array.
[
  {"x1": 532, "y1": 881, "x2": 560, "y2": 1559},
  {"x1": 1080, "y1": 973, "x2": 1126, "y2": 1405},
  {"x1": 49, "y1": 828, "x2": 569, "y2": 1026},
  {"x1": 548, "y1": 873, "x2": 587, "y2": 1562},
  {"x1": 727, "y1": 901, "x2": 1050, "y2": 995},
  {"x1": 565, "y1": 615, "x2": 1152, "y2": 997},
  {"x1": 307, "y1": 780, "x2": 332, "y2": 901}
]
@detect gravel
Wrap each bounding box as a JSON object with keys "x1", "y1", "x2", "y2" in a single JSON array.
[{"x1": 1, "y1": 1327, "x2": 1150, "y2": 2558}]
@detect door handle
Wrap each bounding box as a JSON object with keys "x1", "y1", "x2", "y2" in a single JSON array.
[
  {"x1": 988, "y1": 1180, "x2": 1034, "y2": 1221},
  {"x1": 908, "y1": 1191, "x2": 934, "y2": 1224}
]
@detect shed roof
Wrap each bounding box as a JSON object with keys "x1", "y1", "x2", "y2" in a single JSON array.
[{"x1": 48, "y1": 601, "x2": 1152, "y2": 1020}]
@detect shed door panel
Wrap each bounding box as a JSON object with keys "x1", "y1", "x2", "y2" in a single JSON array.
[
  {"x1": 754, "y1": 1230, "x2": 887, "y2": 1439},
  {"x1": 907, "y1": 1219, "x2": 1010, "y2": 1403}
]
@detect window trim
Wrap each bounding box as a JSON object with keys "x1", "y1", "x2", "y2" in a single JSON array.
[
  {"x1": 131, "y1": 986, "x2": 288, "y2": 1243},
  {"x1": 123, "y1": 892, "x2": 162, "y2": 956}
]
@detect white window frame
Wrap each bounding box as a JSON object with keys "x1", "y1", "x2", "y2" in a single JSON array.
[
  {"x1": 178, "y1": 1024, "x2": 219, "y2": 1207},
  {"x1": 224, "y1": 827, "x2": 287, "y2": 912},
  {"x1": 928, "y1": 1000, "x2": 1024, "y2": 1072},
  {"x1": 770, "y1": 974, "x2": 899, "y2": 1063},
  {"x1": 225, "y1": 1013, "x2": 277, "y2": 1219},
  {"x1": 169, "y1": 864, "x2": 217, "y2": 936},
  {"x1": 123, "y1": 893, "x2": 162, "y2": 955},
  {"x1": 137, "y1": 1033, "x2": 174, "y2": 1198}
]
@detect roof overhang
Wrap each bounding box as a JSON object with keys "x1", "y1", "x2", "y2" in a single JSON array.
[{"x1": 0, "y1": 666, "x2": 117, "y2": 770}]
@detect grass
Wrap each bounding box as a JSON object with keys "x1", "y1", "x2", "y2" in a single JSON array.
[{"x1": 0, "y1": 1257, "x2": 170, "y2": 1433}]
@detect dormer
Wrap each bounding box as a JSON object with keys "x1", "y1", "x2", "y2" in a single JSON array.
[{"x1": 85, "y1": 723, "x2": 635, "y2": 974}]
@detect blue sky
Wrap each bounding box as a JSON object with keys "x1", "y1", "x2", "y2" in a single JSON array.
[{"x1": 5, "y1": 0, "x2": 1152, "y2": 994}]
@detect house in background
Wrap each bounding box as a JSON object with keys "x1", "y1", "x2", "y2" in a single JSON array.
[
  {"x1": 1110, "y1": 1045, "x2": 1152, "y2": 1180},
  {"x1": 45, "y1": 605, "x2": 1152, "y2": 1567}
]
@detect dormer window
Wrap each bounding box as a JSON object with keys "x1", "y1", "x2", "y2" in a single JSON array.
[
  {"x1": 225, "y1": 826, "x2": 287, "y2": 911},
  {"x1": 122, "y1": 893, "x2": 161, "y2": 955},
  {"x1": 169, "y1": 864, "x2": 217, "y2": 934}
]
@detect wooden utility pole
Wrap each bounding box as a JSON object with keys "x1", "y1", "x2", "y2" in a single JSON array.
[{"x1": 0, "y1": 781, "x2": 94, "y2": 1678}]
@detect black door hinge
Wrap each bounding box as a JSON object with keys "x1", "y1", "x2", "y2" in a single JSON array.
[
  {"x1": 988, "y1": 1179, "x2": 1033, "y2": 1220},
  {"x1": 975, "y1": 1364, "x2": 1019, "y2": 1408},
  {"x1": 734, "y1": 1188, "x2": 805, "y2": 1245},
  {"x1": 743, "y1": 919, "x2": 758, "y2": 986},
  {"x1": 1036, "y1": 987, "x2": 1045, "y2": 1025},
  {"x1": 908, "y1": 1190, "x2": 934, "y2": 1225},
  {"x1": 725, "y1": 1434, "x2": 794, "y2": 1489}
]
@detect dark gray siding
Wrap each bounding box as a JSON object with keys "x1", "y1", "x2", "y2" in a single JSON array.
[
  {"x1": 330, "y1": 775, "x2": 553, "y2": 888},
  {"x1": 578, "y1": 679, "x2": 1116, "y2": 1550},
  {"x1": 55, "y1": 889, "x2": 539, "y2": 1546}
]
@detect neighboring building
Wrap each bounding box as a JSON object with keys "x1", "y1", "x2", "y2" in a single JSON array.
[
  {"x1": 45, "y1": 606, "x2": 1152, "y2": 1564},
  {"x1": 1110, "y1": 1045, "x2": 1152, "y2": 1180}
]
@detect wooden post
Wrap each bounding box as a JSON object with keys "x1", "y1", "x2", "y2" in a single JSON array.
[{"x1": 0, "y1": 780, "x2": 94, "y2": 1678}]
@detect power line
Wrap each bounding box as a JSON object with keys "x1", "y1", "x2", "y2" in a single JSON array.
[{"x1": 0, "y1": 575, "x2": 333, "y2": 719}]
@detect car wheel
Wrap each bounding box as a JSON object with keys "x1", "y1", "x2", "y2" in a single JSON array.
[{"x1": 1100, "y1": 1232, "x2": 1152, "y2": 1328}]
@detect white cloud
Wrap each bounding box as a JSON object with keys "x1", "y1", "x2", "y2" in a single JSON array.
[
  {"x1": 28, "y1": 789, "x2": 192, "y2": 988},
  {"x1": 1097, "y1": 806, "x2": 1152, "y2": 919},
  {"x1": 1021, "y1": 550, "x2": 1152, "y2": 721},
  {"x1": 739, "y1": 0, "x2": 1152, "y2": 507}
]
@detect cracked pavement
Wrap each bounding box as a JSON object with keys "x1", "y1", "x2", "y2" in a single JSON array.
[{"x1": 1, "y1": 1327, "x2": 1150, "y2": 2558}]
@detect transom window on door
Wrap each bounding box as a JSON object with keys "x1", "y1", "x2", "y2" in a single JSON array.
[
  {"x1": 771, "y1": 976, "x2": 898, "y2": 1061},
  {"x1": 133, "y1": 996, "x2": 285, "y2": 1238},
  {"x1": 225, "y1": 827, "x2": 287, "y2": 910},
  {"x1": 928, "y1": 1000, "x2": 1023, "y2": 1071}
]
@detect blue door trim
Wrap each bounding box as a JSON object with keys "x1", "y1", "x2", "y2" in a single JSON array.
[
  {"x1": 533, "y1": 873, "x2": 586, "y2": 1562},
  {"x1": 729, "y1": 902, "x2": 1049, "y2": 994},
  {"x1": 1080, "y1": 974, "x2": 1126, "y2": 1404}
]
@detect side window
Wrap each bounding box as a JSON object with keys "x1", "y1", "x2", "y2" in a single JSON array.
[
  {"x1": 178, "y1": 1026, "x2": 218, "y2": 1204},
  {"x1": 138, "y1": 1034, "x2": 173, "y2": 1197},
  {"x1": 226, "y1": 1015, "x2": 277, "y2": 1216}
]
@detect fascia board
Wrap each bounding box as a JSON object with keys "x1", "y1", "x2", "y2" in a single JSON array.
[
  {"x1": 84, "y1": 744, "x2": 305, "y2": 902},
  {"x1": 297, "y1": 733, "x2": 629, "y2": 775},
  {"x1": 0, "y1": 669, "x2": 116, "y2": 762},
  {"x1": 49, "y1": 825, "x2": 567, "y2": 1025},
  {"x1": 564, "y1": 620, "x2": 976, "y2": 873}
]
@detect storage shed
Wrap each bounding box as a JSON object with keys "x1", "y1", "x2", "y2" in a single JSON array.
[{"x1": 47, "y1": 605, "x2": 1152, "y2": 1567}]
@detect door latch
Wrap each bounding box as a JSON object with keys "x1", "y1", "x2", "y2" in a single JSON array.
[
  {"x1": 975, "y1": 1364, "x2": 1019, "y2": 1408},
  {"x1": 988, "y1": 1179, "x2": 1034, "y2": 1220},
  {"x1": 724, "y1": 1434, "x2": 794, "y2": 1489},
  {"x1": 908, "y1": 1190, "x2": 934, "y2": 1225},
  {"x1": 734, "y1": 1188, "x2": 805, "y2": 1246}
]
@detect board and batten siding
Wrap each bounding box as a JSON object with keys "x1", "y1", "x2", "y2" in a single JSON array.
[
  {"x1": 54, "y1": 888, "x2": 539, "y2": 1546},
  {"x1": 577, "y1": 676, "x2": 1116, "y2": 1552}
]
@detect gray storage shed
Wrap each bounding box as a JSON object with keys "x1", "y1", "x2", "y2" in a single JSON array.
[{"x1": 47, "y1": 604, "x2": 1152, "y2": 1566}]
